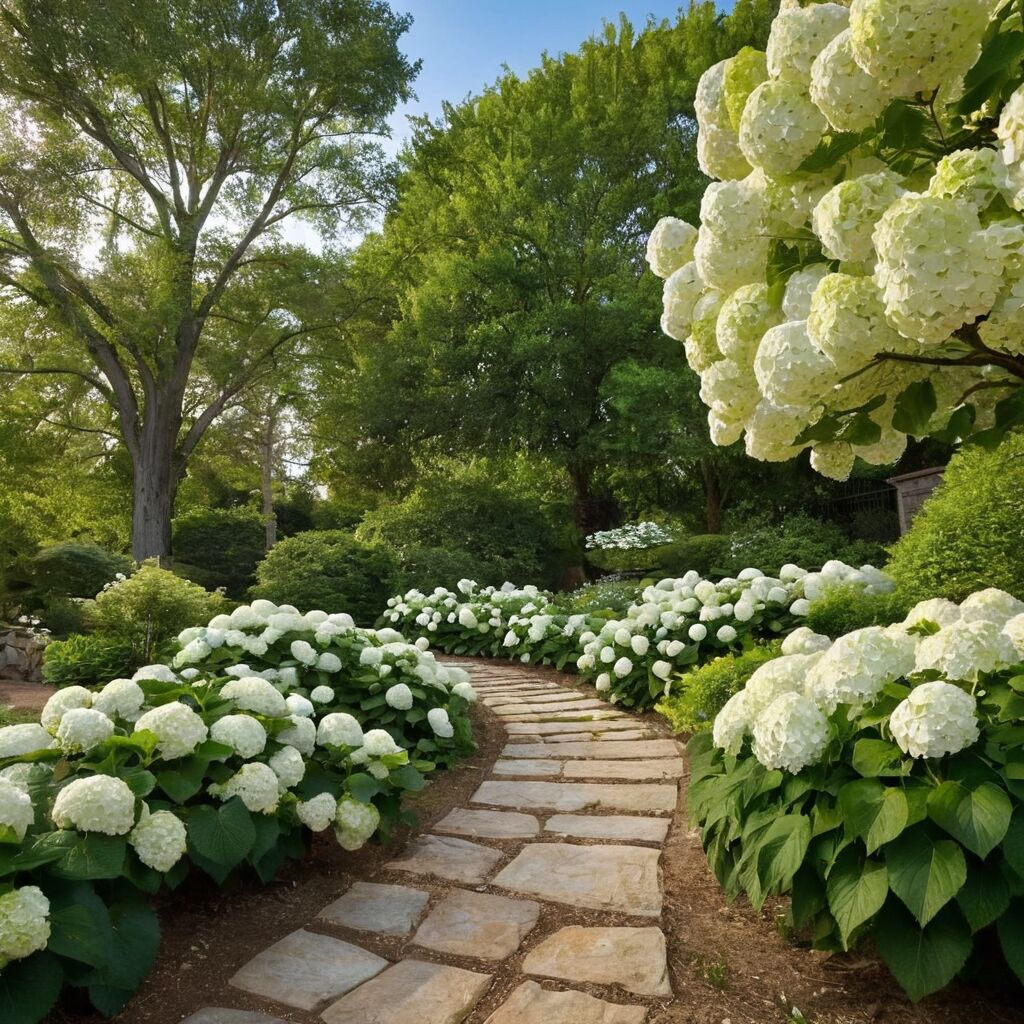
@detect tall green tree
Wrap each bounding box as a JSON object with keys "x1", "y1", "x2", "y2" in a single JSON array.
[
  {"x1": 0, "y1": 0, "x2": 416, "y2": 559},
  {"x1": 313, "y1": 2, "x2": 776, "y2": 545}
]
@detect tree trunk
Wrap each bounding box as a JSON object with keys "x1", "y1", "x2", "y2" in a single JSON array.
[
  {"x1": 701, "y1": 459, "x2": 723, "y2": 535},
  {"x1": 130, "y1": 421, "x2": 181, "y2": 562},
  {"x1": 566, "y1": 461, "x2": 618, "y2": 582},
  {"x1": 260, "y1": 406, "x2": 278, "y2": 551}
]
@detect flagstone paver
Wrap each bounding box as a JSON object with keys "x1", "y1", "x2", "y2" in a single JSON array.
[
  {"x1": 493, "y1": 842, "x2": 663, "y2": 916},
  {"x1": 387, "y1": 834, "x2": 503, "y2": 884},
  {"x1": 321, "y1": 959, "x2": 492, "y2": 1024},
  {"x1": 484, "y1": 981, "x2": 648, "y2": 1024},
  {"x1": 522, "y1": 925, "x2": 672, "y2": 996},
  {"x1": 187, "y1": 659, "x2": 683, "y2": 1024},
  {"x1": 413, "y1": 888, "x2": 541, "y2": 959},
  {"x1": 318, "y1": 881, "x2": 430, "y2": 936},
  {"x1": 229, "y1": 930, "x2": 387, "y2": 1010}
]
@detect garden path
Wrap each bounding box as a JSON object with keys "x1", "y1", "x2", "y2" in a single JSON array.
[{"x1": 181, "y1": 660, "x2": 682, "y2": 1024}]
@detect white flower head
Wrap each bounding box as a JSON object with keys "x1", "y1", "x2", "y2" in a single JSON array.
[
  {"x1": 0, "y1": 886, "x2": 50, "y2": 966},
  {"x1": 129, "y1": 809, "x2": 187, "y2": 872},
  {"x1": 317, "y1": 712, "x2": 364, "y2": 749},
  {"x1": 0, "y1": 777, "x2": 33, "y2": 842},
  {"x1": 40, "y1": 686, "x2": 92, "y2": 735},
  {"x1": 385, "y1": 683, "x2": 414, "y2": 711},
  {"x1": 646, "y1": 216, "x2": 698, "y2": 279},
  {"x1": 56, "y1": 707, "x2": 114, "y2": 754},
  {"x1": 210, "y1": 761, "x2": 280, "y2": 814},
  {"x1": 220, "y1": 676, "x2": 288, "y2": 717},
  {"x1": 739, "y1": 80, "x2": 826, "y2": 176},
  {"x1": 52, "y1": 775, "x2": 136, "y2": 835},
  {"x1": 713, "y1": 690, "x2": 750, "y2": 755},
  {"x1": 297, "y1": 792, "x2": 337, "y2": 832},
  {"x1": 334, "y1": 796, "x2": 380, "y2": 851},
  {"x1": 915, "y1": 619, "x2": 1019, "y2": 682},
  {"x1": 807, "y1": 626, "x2": 916, "y2": 712},
  {"x1": 310, "y1": 684, "x2": 335, "y2": 704},
  {"x1": 210, "y1": 714, "x2": 267, "y2": 759},
  {"x1": 92, "y1": 678, "x2": 146, "y2": 721},
  {"x1": 268, "y1": 745, "x2": 305, "y2": 790},
  {"x1": 889, "y1": 681, "x2": 979, "y2": 759},
  {"x1": 134, "y1": 701, "x2": 208, "y2": 760},
  {"x1": 427, "y1": 707, "x2": 454, "y2": 739},
  {"x1": 752, "y1": 692, "x2": 830, "y2": 773}
]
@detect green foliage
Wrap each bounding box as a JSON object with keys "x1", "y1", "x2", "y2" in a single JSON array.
[
  {"x1": 804, "y1": 584, "x2": 911, "y2": 638},
  {"x1": 650, "y1": 534, "x2": 733, "y2": 576},
  {"x1": 90, "y1": 564, "x2": 228, "y2": 663},
  {"x1": 357, "y1": 477, "x2": 559, "y2": 587},
  {"x1": 41, "y1": 634, "x2": 135, "y2": 687},
  {"x1": 391, "y1": 546, "x2": 505, "y2": 594},
  {"x1": 887, "y1": 434, "x2": 1024, "y2": 602},
  {"x1": 562, "y1": 579, "x2": 641, "y2": 616},
  {"x1": 657, "y1": 643, "x2": 780, "y2": 734},
  {"x1": 22, "y1": 543, "x2": 132, "y2": 601},
  {"x1": 254, "y1": 531, "x2": 396, "y2": 626},
  {"x1": 172, "y1": 507, "x2": 266, "y2": 598}
]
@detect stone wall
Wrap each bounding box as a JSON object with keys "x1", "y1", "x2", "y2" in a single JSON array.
[{"x1": 0, "y1": 627, "x2": 48, "y2": 681}]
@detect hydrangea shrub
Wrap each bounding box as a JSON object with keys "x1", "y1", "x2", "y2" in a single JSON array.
[
  {"x1": 690, "y1": 588, "x2": 1024, "y2": 1000},
  {"x1": 649, "y1": 0, "x2": 1024, "y2": 479}
]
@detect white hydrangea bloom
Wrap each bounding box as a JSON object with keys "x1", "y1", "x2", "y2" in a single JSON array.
[
  {"x1": 220, "y1": 676, "x2": 288, "y2": 717},
  {"x1": 929, "y1": 149, "x2": 1012, "y2": 211},
  {"x1": 612, "y1": 656, "x2": 633, "y2": 678},
  {"x1": 133, "y1": 664, "x2": 178, "y2": 684},
  {"x1": 361, "y1": 729, "x2": 404, "y2": 758},
  {"x1": 812, "y1": 172, "x2": 905, "y2": 264},
  {"x1": 716, "y1": 284, "x2": 782, "y2": 365},
  {"x1": 317, "y1": 652, "x2": 342, "y2": 673},
  {"x1": 55, "y1": 707, "x2": 114, "y2": 754},
  {"x1": 285, "y1": 694, "x2": 315, "y2": 718},
  {"x1": 310, "y1": 685, "x2": 335, "y2": 704},
  {"x1": 782, "y1": 264, "x2": 830, "y2": 321},
  {"x1": 385, "y1": 683, "x2": 414, "y2": 711},
  {"x1": 695, "y1": 59, "x2": 752, "y2": 180},
  {"x1": 781, "y1": 626, "x2": 832, "y2": 655},
  {"x1": 744, "y1": 654, "x2": 815, "y2": 720},
  {"x1": 712, "y1": 690, "x2": 750, "y2": 755},
  {"x1": 129, "y1": 809, "x2": 187, "y2": 872},
  {"x1": 743, "y1": 399, "x2": 807, "y2": 462},
  {"x1": 903, "y1": 598, "x2": 962, "y2": 630},
  {"x1": 92, "y1": 678, "x2": 145, "y2": 721},
  {"x1": 752, "y1": 692, "x2": 830, "y2": 773},
  {"x1": 646, "y1": 217, "x2": 698, "y2": 279},
  {"x1": 278, "y1": 715, "x2": 316, "y2": 757},
  {"x1": 134, "y1": 701, "x2": 208, "y2": 760},
  {"x1": 998, "y1": 85, "x2": 1024, "y2": 166},
  {"x1": 0, "y1": 886, "x2": 50, "y2": 967},
  {"x1": 173, "y1": 638, "x2": 212, "y2": 667},
  {"x1": 807, "y1": 626, "x2": 916, "y2": 712},
  {"x1": 684, "y1": 290, "x2": 725, "y2": 373},
  {"x1": 288, "y1": 640, "x2": 316, "y2": 666},
  {"x1": 915, "y1": 619, "x2": 1019, "y2": 681},
  {"x1": 0, "y1": 762, "x2": 48, "y2": 793},
  {"x1": 739, "y1": 80, "x2": 826, "y2": 177},
  {"x1": 1002, "y1": 614, "x2": 1024, "y2": 658},
  {"x1": 52, "y1": 775, "x2": 136, "y2": 835},
  {"x1": 317, "y1": 712, "x2": 364, "y2": 748},
  {"x1": 269, "y1": 746, "x2": 305, "y2": 790},
  {"x1": 211, "y1": 762, "x2": 280, "y2": 814},
  {"x1": 809, "y1": 28, "x2": 890, "y2": 132},
  {"x1": 959, "y1": 588, "x2": 1024, "y2": 627},
  {"x1": 689, "y1": 623, "x2": 708, "y2": 642},
  {"x1": 755, "y1": 320, "x2": 839, "y2": 408},
  {"x1": 452, "y1": 681, "x2": 477, "y2": 703},
  {"x1": 723, "y1": 46, "x2": 768, "y2": 130},
  {"x1": 700, "y1": 357, "x2": 760, "y2": 425},
  {"x1": 427, "y1": 707, "x2": 454, "y2": 739},
  {"x1": 297, "y1": 792, "x2": 337, "y2": 832},
  {"x1": 693, "y1": 176, "x2": 769, "y2": 291},
  {"x1": 210, "y1": 714, "x2": 267, "y2": 759},
  {"x1": 889, "y1": 681, "x2": 979, "y2": 759},
  {"x1": 0, "y1": 722, "x2": 55, "y2": 759},
  {"x1": 334, "y1": 796, "x2": 380, "y2": 851},
  {"x1": 766, "y1": 2, "x2": 848, "y2": 84},
  {"x1": 660, "y1": 261, "x2": 705, "y2": 341},
  {"x1": 41, "y1": 686, "x2": 92, "y2": 735},
  {"x1": 0, "y1": 777, "x2": 33, "y2": 842}
]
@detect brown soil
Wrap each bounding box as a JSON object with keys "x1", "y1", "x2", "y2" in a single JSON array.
[
  {"x1": 37, "y1": 656, "x2": 1024, "y2": 1024},
  {"x1": 1, "y1": 675, "x2": 57, "y2": 711}
]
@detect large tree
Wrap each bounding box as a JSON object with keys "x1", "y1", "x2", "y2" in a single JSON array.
[{"x1": 0, "y1": 0, "x2": 416, "y2": 559}]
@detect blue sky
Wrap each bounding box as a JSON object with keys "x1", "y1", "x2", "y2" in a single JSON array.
[{"x1": 384, "y1": 1, "x2": 694, "y2": 150}]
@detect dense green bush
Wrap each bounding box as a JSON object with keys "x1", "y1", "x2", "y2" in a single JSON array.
[
  {"x1": 356, "y1": 477, "x2": 559, "y2": 587},
  {"x1": 172, "y1": 506, "x2": 266, "y2": 597},
  {"x1": 23, "y1": 542, "x2": 132, "y2": 600},
  {"x1": 90, "y1": 564, "x2": 228, "y2": 663},
  {"x1": 41, "y1": 632, "x2": 135, "y2": 685},
  {"x1": 562, "y1": 579, "x2": 641, "y2": 616},
  {"x1": 657, "y1": 643, "x2": 780, "y2": 735},
  {"x1": 254, "y1": 531, "x2": 396, "y2": 625},
  {"x1": 649, "y1": 534, "x2": 733, "y2": 576},
  {"x1": 887, "y1": 434, "x2": 1024, "y2": 602},
  {"x1": 804, "y1": 583, "x2": 911, "y2": 638},
  {"x1": 392, "y1": 545, "x2": 504, "y2": 593},
  {"x1": 35, "y1": 596, "x2": 90, "y2": 638}
]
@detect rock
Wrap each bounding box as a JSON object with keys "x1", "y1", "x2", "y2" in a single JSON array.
[
  {"x1": 472, "y1": 780, "x2": 676, "y2": 814},
  {"x1": 317, "y1": 882, "x2": 429, "y2": 936},
  {"x1": 522, "y1": 925, "x2": 672, "y2": 996},
  {"x1": 561, "y1": 758, "x2": 684, "y2": 781},
  {"x1": 492, "y1": 700, "x2": 608, "y2": 716},
  {"x1": 182, "y1": 1011, "x2": 286, "y2": 1024},
  {"x1": 321, "y1": 959, "x2": 492, "y2": 1024},
  {"x1": 492, "y1": 759, "x2": 562, "y2": 777},
  {"x1": 484, "y1": 981, "x2": 647, "y2": 1024},
  {"x1": 229, "y1": 929, "x2": 387, "y2": 1010},
  {"x1": 434, "y1": 807, "x2": 540, "y2": 839},
  {"x1": 413, "y1": 888, "x2": 540, "y2": 959},
  {"x1": 493, "y1": 843, "x2": 662, "y2": 916},
  {"x1": 543, "y1": 814, "x2": 670, "y2": 843},
  {"x1": 387, "y1": 834, "x2": 502, "y2": 884},
  {"x1": 504, "y1": 720, "x2": 654, "y2": 736},
  {"x1": 502, "y1": 739, "x2": 680, "y2": 760}
]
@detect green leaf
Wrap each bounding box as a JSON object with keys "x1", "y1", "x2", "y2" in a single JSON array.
[
  {"x1": 156, "y1": 759, "x2": 209, "y2": 804},
  {"x1": 997, "y1": 899, "x2": 1024, "y2": 985},
  {"x1": 45, "y1": 880, "x2": 115, "y2": 968},
  {"x1": 389, "y1": 764, "x2": 426, "y2": 791},
  {"x1": 0, "y1": 952, "x2": 64, "y2": 1024},
  {"x1": 928, "y1": 781, "x2": 1012, "y2": 859},
  {"x1": 51, "y1": 833, "x2": 127, "y2": 881},
  {"x1": 1003, "y1": 808, "x2": 1024, "y2": 877},
  {"x1": 753, "y1": 814, "x2": 810, "y2": 909},
  {"x1": 186, "y1": 797, "x2": 255, "y2": 872},
  {"x1": 873, "y1": 900, "x2": 972, "y2": 1002},
  {"x1": 346, "y1": 772, "x2": 386, "y2": 803},
  {"x1": 798, "y1": 130, "x2": 866, "y2": 173},
  {"x1": 835, "y1": 411, "x2": 881, "y2": 446},
  {"x1": 885, "y1": 830, "x2": 967, "y2": 927},
  {"x1": 83, "y1": 895, "x2": 161, "y2": 1009},
  {"x1": 119, "y1": 768, "x2": 157, "y2": 798},
  {"x1": 957, "y1": 860, "x2": 1010, "y2": 932},
  {"x1": 838, "y1": 779, "x2": 908, "y2": 855},
  {"x1": 826, "y1": 847, "x2": 888, "y2": 949},
  {"x1": 852, "y1": 739, "x2": 909, "y2": 778},
  {"x1": 891, "y1": 381, "x2": 937, "y2": 436}
]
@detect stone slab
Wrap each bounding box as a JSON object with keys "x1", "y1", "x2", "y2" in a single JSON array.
[
  {"x1": 473, "y1": 780, "x2": 676, "y2": 814},
  {"x1": 491, "y1": 691, "x2": 589, "y2": 704},
  {"x1": 317, "y1": 881, "x2": 429, "y2": 936},
  {"x1": 484, "y1": 981, "x2": 647, "y2": 1024},
  {"x1": 434, "y1": 807, "x2": 540, "y2": 839},
  {"x1": 492, "y1": 759, "x2": 562, "y2": 777},
  {"x1": 493, "y1": 700, "x2": 607, "y2": 716},
  {"x1": 544, "y1": 814, "x2": 671, "y2": 843},
  {"x1": 522, "y1": 925, "x2": 672, "y2": 996},
  {"x1": 493, "y1": 843, "x2": 662, "y2": 916},
  {"x1": 321, "y1": 958, "x2": 492, "y2": 1024},
  {"x1": 562, "y1": 758, "x2": 684, "y2": 781},
  {"x1": 545, "y1": 729, "x2": 655, "y2": 742},
  {"x1": 504, "y1": 719, "x2": 654, "y2": 736},
  {"x1": 183, "y1": 1012, "x2": 286, "y2": 1024},
  {"x1": 387, "y1": 834, "x2": 502, "y2": 884},
  {"x1": 499, "y1": 709, "x2": 627, "y2": 723},
  {"x1": 229, "y1": 929, "x2": 387, "y2": 1010},
  {"x1": 502, "y1": 740, "x2": 679, "y2": 760},
  {"x1": 413, "y1": 888, "x2": 540, "y2": 959}
]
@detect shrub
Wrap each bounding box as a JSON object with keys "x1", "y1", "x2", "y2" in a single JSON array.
[
  {"x1": 90, "y1": 563, "x2": 228, "y2": 663},
  {"x1": 657, "y1": 643, "x2": 780, "y2": 734},
  {"x1": 887, "y1": 434, "x2": 1024, "y2": 602},
  {"x1": 562, "y1": 579, "x2": 641, "y2": 616},
  {"x1": 392, "y1": 546, "x2": 504, "y2": 594},
  {"x1": 24, "y1": 542, "x2": 132, "y2": 599},
  {"x1": 650, "y1": 534, "x2": 732, "y2": 576},
  {"x1": 727, "y1": 513, "x2": 864, "y2": 575},
  {"x1": 356, "y1": 477, "x2": 560, "y2": 587},
  {"x1": 689, "y1": 587, "x2": 1024, "y2": 1002},
  {"x1": 36, "y1": 595, "x2": 89, "y2": 638},
  {"x1": 804, "y1": 583, "x2": 911, "y2": 637},
  {"x1": 41, "y1": 633, "x2": 135, "y2": 685},
  {"x1": 172, "y1": 506, "x2": 266, "y2": 597},
  {"x1": 253, "y1": 531, "x2": 396, "y2": 626}
]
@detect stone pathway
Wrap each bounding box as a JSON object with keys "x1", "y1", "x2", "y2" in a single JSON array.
[{"x1": 183, "y1": 661, "x2": 682, "y2": 1024}]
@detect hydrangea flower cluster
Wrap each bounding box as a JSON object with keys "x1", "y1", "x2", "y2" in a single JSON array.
[
  {"x1": 585, "y1": 522, "x2": 674, "y2": 551},
  {"x1": 648, "y1": 0, "x2": 1024, "y2": 480}
]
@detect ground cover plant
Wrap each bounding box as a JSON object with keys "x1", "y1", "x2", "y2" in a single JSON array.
[
  {"x1": 0, "y1": 600, "x2": 475, "y2": 1023},
  {"x1": 690, "y1": 587, "x2": 1024, "y2": 1001}
]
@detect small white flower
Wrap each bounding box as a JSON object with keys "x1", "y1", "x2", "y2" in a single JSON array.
[
  {"x1": 385, "y1": 683, "x2": 414, "y2": 711},
  {"x1": 129, "y1": 809, "x2": 187, "y2": 872},
  {"x1": 0, "y1": 886, "x2": 50, "y2": 965},
  {"x1": 0, "y1": 777, "x2": 33, "y2": 842},
  {"x1": 285, "y1": 694, "x2": 315, "y2": 718},
  {"x1": 268, "y1": 745, "x2": 305, "y2": 790},
  {"x1": 751, "y1": 692, "x2": 829, "y2": 773},
  {"x1": 334, "y1": 796, "x2": 380, "y2": 851},
  {"x1": 290, "y1": 640, "x2": 318, "y2": 666},
  {"x1": 297, "y1": 792, "x2": 337, "y2": 832},
  {"x1": 210, "y1": 762, "x2": 280, "y2": 814},
  {"x1": 40, "y1": 686, "x2": 92, "y2": 735},
  {"x1": 317, "y1": 652, "x2": 342, "y2": 673},
  {"x1": 317, "y1": 713, "x2": 364, "y2": 748},
  {"x1": 688, "y1": 623, "x2": 708, "y2": 642},
  {"x1": 427, "y1": 707, "x2": 454, "y2": 739},
  {"x1": 310, "y1": 685, "x2": 335, "y2": 704}
]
